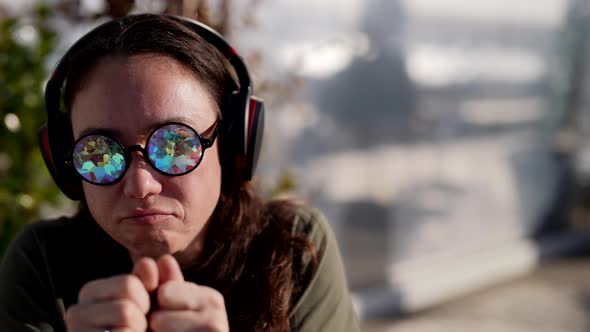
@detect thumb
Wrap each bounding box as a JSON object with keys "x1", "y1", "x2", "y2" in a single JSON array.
[{"x1": 157, "y1": 254, "x2": 184, "y2": 285}]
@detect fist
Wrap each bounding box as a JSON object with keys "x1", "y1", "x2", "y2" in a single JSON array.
[
  {"x1": 65, "y1": 255, "x2": 229, "y2": 332},
  {"x1": 149, "y1": 255, "x2": 229, "y2": 332}
]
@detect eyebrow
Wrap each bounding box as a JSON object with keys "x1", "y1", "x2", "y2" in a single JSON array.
[
  {"x1": 164, "y1": 116, "x2": 200, "y2": 129},
  {"x1": 151, "y1": 115, "x2": 219, "y2": 134},
  {"x1": 78, "y1": 127, "x2": 124, "y2": 138},
  {"x1": 76, "y1": 116, "x2": 218, "y2": 139}
]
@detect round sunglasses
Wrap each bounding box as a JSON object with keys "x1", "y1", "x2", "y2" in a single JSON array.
[{"x1": 68, "y1": 121, "x2": 218, "y2": 185}]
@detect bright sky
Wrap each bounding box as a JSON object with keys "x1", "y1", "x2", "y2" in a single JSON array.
[
  {"x1": 0, "y1": 0, "x2": 570, "y2": 82},
  {"x1": 242, "y1": 0, "x2": 569, "y2": 80},
  {"x1": 401, "y1": 0, "x2": 568, "y2": 27}
]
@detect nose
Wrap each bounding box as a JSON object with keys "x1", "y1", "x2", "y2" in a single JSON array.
[{"x1": 122, "y1": 153, "x2": 163, "y2": 199}]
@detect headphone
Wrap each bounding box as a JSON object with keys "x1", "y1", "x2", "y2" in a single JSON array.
[{"x1": 38, "y1": 14, "x2": 265, "y2": 201}]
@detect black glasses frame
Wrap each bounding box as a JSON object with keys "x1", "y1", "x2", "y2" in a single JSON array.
[{"x1": 67, "y1": 120, "x2": 219, "y2": 186}]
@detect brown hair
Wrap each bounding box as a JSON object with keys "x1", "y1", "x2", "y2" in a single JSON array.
[{"x1": 64, "y1": 14, "x2": 317, "y2": 331}]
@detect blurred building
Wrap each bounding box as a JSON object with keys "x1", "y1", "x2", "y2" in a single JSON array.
[{"x1": 245, "y1": 0, "x2": 579, "y2": 318}]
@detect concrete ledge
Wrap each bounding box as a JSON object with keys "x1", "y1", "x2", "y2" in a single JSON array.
[{"x1": 351, "y1": 230, "x2": 590, "y2": 320}]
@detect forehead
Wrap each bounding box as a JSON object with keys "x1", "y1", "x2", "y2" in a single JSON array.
[{"x1": 70, "y1": 54, "x2": 219, "y2": 138}]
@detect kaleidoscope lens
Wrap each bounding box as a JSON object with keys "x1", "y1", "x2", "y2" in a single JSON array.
[
  {"x1": 72, "y1": 135, "x2": 126, "y2": 184},
  {"x1": 147, "y1": 123, "x2": 203, "y2": 175}
]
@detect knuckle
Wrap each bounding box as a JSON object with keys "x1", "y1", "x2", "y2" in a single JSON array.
[
  {"x1": 64, "y1": 305, "x2": 80, "y2": 325},
  {"x1": 158, "y1": 282, "x2": 171, "y2": 295},
  {"x1": 120, "y1": 275, "x2": 140, "y2": 294},
  {"x1": 210, "y1": 320, "x2": 229, "y2": 332},
  {"x1": 112, "y1": 299, "x2": 137, "y2": 324},
  {"x1": 204, "y1": 322, "x2": 227, "y2": 332},
  {"x1": 78, "y1": 280, "x2": 96, "y2": 300},
  {"x1": 149, "y1": 312, "x2": 168, "y2": 331},
  {"x1": 208, "y1": 290, "x2": 225, "y2": 309}
]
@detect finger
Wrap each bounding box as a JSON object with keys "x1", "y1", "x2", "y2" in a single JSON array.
[
  {"x1": 65, "y1": 299, "x2": 148, "y2": 332},
  {"x1": 158, "y1": 282, "x2": 225, "y2": 312},
  {"x1": 78, "y1": 275, "x2": 151, "y2": 314},
  {"x1": 133, "y1": 257, "x2": 159, "y2": 292},
  {"x1": 63, "y1": 329, "x2": 135, "y2": 332},
  {"x1": 71, "y1": 329, "x2": 135, "y2": 332},
  {"x1": 150, "y1": 309, "x2": 229, "y2": 332},
  {"x1": 157, "y1": 255, "x2": 184, "y2": 284}
]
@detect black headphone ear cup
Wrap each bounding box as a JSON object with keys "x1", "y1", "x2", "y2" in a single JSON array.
[
  {"x1": 244, "y1": 96, "x2": 264, "y2": 181},
  {"x1": 38, "y1": 123, "x2": 59, "y2": 182},
  {"x1": 220, "y1": 92, "x2": 264, "y2": 181},
  {"x1": 43, "y1": 114, "x2": 83, "y2": 200}
]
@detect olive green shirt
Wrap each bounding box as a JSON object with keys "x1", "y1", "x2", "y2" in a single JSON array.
[{"x1": 0, "y1": 208, "x2": 360, "y2": 331}]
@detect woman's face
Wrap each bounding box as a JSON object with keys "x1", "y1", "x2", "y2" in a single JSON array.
[{"x1": 71, "y1": 54, "x2": 222, "y2": 264}]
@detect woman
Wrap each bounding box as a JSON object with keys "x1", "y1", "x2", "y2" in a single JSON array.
[{"x1": 0, "y1": 14, "x2": 360, "y2": 332}]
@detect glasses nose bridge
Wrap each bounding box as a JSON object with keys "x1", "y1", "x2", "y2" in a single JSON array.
[{"x1": 127, "y1": 144, "x2": 150, "y2": 162}]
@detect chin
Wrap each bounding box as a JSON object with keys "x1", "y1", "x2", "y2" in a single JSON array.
[{"x1": 125, "y1": 237, "x2": 175, "y2": 259}]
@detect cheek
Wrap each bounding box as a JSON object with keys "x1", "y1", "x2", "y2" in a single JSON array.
[
  {"x1": 82, "y1": 183, "x2": 116, "y2": 224},
  {"x1": 176, "y1": 145, "x2": 222, "y2": 214}
]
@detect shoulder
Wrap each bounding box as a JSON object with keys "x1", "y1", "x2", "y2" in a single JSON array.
[
  {"x1": 265, "y1": 201, "x2": 332, "y2": 269},
  {"x1": 0, "y1": 216, "x2": 80, "y2": 287},
  {"x1": 288, "y1": 204, "x2": 336, "y2": 300},
  {"x1": 8, "y1": 212, "x2": 121, "y2": 253},
  {"x1": 0, "y1": 217, "x2": 76, "y2": 329},
  {"x1": 261, "y1": 200, "x2": 330, "y2": 256},
  {"x1": 287, "y1": 204, "x2": 362, "y2": 331},
  {"x1": 6, "y1": 213, "x2": 111, "y2": 256},
  {"x1": 290, "y1": 204, "x2": 331, "y2": 254},
  {"x1": 266, "y1": 200, "x2": 328, "y2": 239},
  {"x1": 6, "y1": 213, "x2": 130, "y2": 268},
  {"x1": 3, "y1": 216, "x2": 75, "y2": 256},
  {"x1": 1, "y1": 213, "x2": 131, "y2": 309},
  {"x1": 1, "y1": 212, "x2": 126, "y2": 279}
]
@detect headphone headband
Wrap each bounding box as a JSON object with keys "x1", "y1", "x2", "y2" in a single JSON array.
[{"x1": 45, "y1": 15, "x2": 253, "y2": 138}]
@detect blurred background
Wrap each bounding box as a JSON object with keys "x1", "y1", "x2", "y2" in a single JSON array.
[{"x1": 2, "y1": 0, "x2": 590, "y2": 331}]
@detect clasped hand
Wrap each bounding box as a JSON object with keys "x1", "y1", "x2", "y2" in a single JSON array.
[{"x1": 65, "y1": 255, "x2": 229, "y2": 332}]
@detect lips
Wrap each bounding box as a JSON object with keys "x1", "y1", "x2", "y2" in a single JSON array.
[{"x1": 121, "y1": 208, "x2": 174, "y2": 225}]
